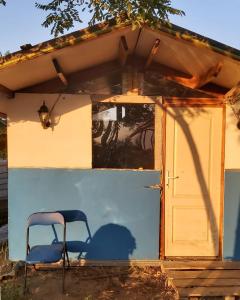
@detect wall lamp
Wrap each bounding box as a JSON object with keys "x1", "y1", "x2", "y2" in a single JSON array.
[
  {"x1": 38, "y1": 101, "x2": 51, "y2": 129},
  {"x1": 38, "y1": 95, "x2": 63, "y2": 129}
]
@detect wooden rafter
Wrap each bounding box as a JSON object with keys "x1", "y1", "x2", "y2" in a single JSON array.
[
  {"x1": 165, "y1": 62, "x2": 223, "y2": 89},
  {"x1": 145, "y1": 39, "x2": 161, "y2": 69},
  {"x1": 118, "y1": 36, "x2": 129, "y2": 66},
  {"x1": 52, "y1": 58, "x2": 68, "y2": 86},
  {"x1": 0, "y1": 83, "x2": 14, "y2": 98}
]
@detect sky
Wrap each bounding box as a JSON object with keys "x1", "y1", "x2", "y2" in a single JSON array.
[{"x1": 0, "y1": 1, "x2": 240, "y2": 54}]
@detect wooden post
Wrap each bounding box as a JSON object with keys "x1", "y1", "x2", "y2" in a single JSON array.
[{"x1": 122, "y1": 67, "x2": 143, "y2": 95}]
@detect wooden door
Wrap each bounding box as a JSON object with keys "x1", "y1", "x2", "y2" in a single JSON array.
[{"x1": 164, "y1": 106, "x2": 223, "y2": 257}]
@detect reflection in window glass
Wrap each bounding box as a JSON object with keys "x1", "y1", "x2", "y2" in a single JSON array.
[{"x1": 92, "y1": 103, "x2": 155, "y2": 169}]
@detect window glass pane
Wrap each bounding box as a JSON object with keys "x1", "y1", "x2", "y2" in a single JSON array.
[{"x1": 92, "y1": 103, "x2": 155, "y2": 169}]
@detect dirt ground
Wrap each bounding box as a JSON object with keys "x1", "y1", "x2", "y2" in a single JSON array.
[{"x1": 1, "y1": 264, "x2": 178, "y2": 300}]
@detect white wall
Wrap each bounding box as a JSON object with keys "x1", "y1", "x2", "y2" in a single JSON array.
[
  {"x1": 225, "y1": 105, "x2": 240, "y2": 169},
  {"x1": 7, "y1": 93, "x2": 92, "y2": 169},
  {"x1": 4, "y1": 93, "x2": 162, "y2": 170},
  {"x1": 5, "y1": 93, "x2": 238, "y2": 171}
]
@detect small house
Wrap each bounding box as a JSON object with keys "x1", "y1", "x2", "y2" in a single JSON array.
[{"x1": 1, "y1": 21, "x2": 240, "y2": 262}]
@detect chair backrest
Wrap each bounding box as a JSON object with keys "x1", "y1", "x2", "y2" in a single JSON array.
[
  {"x1": 58, "y1": 210, "x2": 87, "y2": 223},
  {"x1": 27, "y1": 212, "x2": 65, "y2": 228}
]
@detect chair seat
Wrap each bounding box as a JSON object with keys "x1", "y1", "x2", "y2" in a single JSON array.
[
  {"x1": 26, "y1": 243, "x2": 64, "y2": 264},
  {"x1": 66, "y1": 241, "x2": 90, "y2": 253}
]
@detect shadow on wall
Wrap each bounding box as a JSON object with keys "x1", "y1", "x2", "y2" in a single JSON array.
[
  {"x1": 85, "y1": 223, "x2": 136, "y2": 260},
  {"x1": 234, "y1": 199, "x2": 240, "y2": 260},
  {"x1": 51, "y1": 210, "x2": 136, "y2": 260},
  {"x1": 7, "y1": 93, "x2": 91, "y2": 125}
]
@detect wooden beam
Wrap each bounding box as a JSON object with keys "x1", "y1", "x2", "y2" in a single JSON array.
[
  {"x1": 145, "y1": 39, "x2": 161, "y2": 69},
  {"x1": 163, "y1": 97, "x2": 224, "y2": 106},
  {"x1": 118, "y1": 36, "x2": 129, "y2": 66},
  {"x1": 0, "y1": 84, "x2": 14, "y2": 98},
  {"x1": 143, "y1": 70, "x2": 222, "y2": 98},
  {"x1": 52, "y1": 58, "x2": 68, "y2": 86},
  {"x1": 19, "y1": 61, "x2": 122, "y2": 94},
  {"x1": 165, "y1": 62, "x2": 223, "y2": 89},
  {"x1": 17, "y1": 57, "x2": 226, "y2": 97}
]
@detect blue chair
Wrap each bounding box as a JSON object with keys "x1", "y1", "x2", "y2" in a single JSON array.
[
  {"x1": 24, "y1": 212, "x2": 67, "y2": 293},
  {"x1": 57, "y1": 210, "x2": 92, "y2": 261}
]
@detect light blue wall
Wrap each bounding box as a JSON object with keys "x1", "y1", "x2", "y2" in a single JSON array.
[
  {"x1": 224, "y1": 171, "x2": 240, "y2": 260},
  {"x1": 8, "y1": 169, "x2": 161, "y2": 261}
]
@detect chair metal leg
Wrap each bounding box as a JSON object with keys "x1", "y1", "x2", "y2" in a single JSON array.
[
  {"x1": 62, "y1": 254, "x2": 66, "y2": 293},
  {"x1": 24, "y1": 262, "x2": 28, "y2": 294},
  {"x1": 65, "y1": 249, "x2": 70, "y2": 268},
  {"x1": 62, "y1": 265, "x2": 65, "y2": 293}
]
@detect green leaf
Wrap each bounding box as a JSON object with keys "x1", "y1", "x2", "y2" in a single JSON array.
[{"x1": 25, "y1": 0, "x2": 185, "y2": 36}]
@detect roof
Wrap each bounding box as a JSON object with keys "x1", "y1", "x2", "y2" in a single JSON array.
[{"x1": 0, "y1": 20, "x2": 240, "y2": 91}]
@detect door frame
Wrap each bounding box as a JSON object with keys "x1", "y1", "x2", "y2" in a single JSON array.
[{"x1": 160, "y1": 97, "x2": 226, "y2": 260}]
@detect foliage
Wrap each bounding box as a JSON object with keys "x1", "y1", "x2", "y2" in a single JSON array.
[
  {"x1": 35, "y1": 0, "x2": 83, "y2": 36},
  {"x1": 0, "y1": 0, "x2": 184, "y2": 36}
]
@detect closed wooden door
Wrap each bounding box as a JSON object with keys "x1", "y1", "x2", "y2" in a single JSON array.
[{"x1": 165, "y1": 107, "x2": 223, "y2": 257}]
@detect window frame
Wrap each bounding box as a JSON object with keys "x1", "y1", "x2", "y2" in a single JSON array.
[{"x1": 91, "y1": 95, "x2": 163, "y2": 171}]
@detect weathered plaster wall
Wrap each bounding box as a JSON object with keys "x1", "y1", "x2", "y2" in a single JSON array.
[
  {"x1": 6, "y1": 94, "x2": 240, "y2": 260},
  {"x1": 7, "y1": 93, "x2": 92, "y2": 169},
  {"x1": 9, "y1": 169, "x2": 160, "y2": 260},
  {"x1": 6, "y1": 93, "x2": 161, "y2": 261},
  {"x1": 224, "y1": 171, "x2": 240, "y2": 260},
  {"x1": 224, "y1": 105, "x2": 240, "y2": 260}
]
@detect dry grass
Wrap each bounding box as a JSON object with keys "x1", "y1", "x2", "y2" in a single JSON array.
[
  {"x1": 0, "y1": 248, "x2": 227, "y2": 300},
  {"x1": 1, "y1": 265, "x2": 178, "y2": 300},
  {"x1": 0, "y1": 241, "x2": 14, "y2": 276},
  {"x1": 0, "y1": 241, "x2": 8, "y2": 265},
  {"x1": 0, "y1": 241, "x2": 178, "y2": 299}
]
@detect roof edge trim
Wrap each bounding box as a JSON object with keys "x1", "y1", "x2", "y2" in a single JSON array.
[
  {"x1": 1, "y1": 20, "x2": 240, "y2": 72},
  {"x1": 156, "y1": 23, "x2": 240, "y2": 62}
]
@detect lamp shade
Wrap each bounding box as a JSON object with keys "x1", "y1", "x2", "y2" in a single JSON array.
[{"x1": 38, "y1": 101, "x2": 50, "y2": 128}]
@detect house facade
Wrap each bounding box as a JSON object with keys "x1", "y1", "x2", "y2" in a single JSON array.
[{"x1": 0, "y1": 21, "x2": 240, "y2": 261}]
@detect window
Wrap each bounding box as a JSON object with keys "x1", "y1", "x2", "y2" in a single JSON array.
[{"x1": 92, "y1": 103, "x2": 155, "y2": 169}]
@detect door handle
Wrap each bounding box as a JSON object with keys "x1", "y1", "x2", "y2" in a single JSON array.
[
  {"x1": 145, "y1": 184, "x2": 163, "y2": 190},
  {"x1": 166, "y1": 170, "x2": 179, "y2": 187}
]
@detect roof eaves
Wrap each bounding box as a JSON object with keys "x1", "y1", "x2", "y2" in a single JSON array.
[
  {"x1": 0, "y1": 20, "x2": 131, "y2": 71},
  {"x1": 155, "y1": 23, "x2": 240, "y2": 62},
  {"x1": 1, "y1": 20, "x2": 240, "y2": 72}
]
